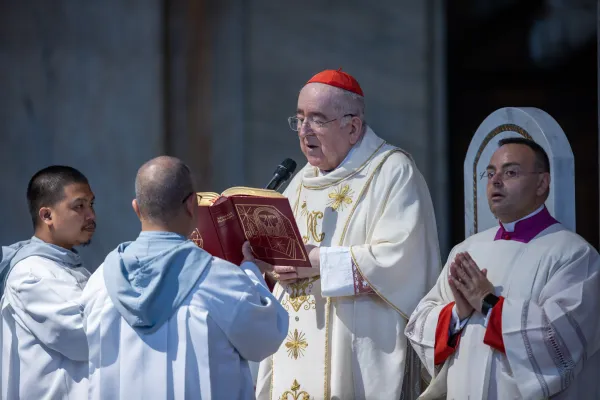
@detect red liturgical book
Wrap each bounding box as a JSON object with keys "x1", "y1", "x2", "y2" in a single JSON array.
[{"x1": 189, "y1": 187, "x2": 311, "y2": 267}]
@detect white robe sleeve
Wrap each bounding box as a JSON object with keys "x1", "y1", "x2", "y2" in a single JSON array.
[
  {"x1": 404, "y1": 252, "x2": 455, "y2": 376},
  {"x1": 5, "y1": 260, "x2": 88, "y2": 361},
  {"x1": 320, "y1": 246, "x2": 354, "y2": 297},
  {"x1": 204, "y1": 260, "x2": 289, "y2": 362},
  {"x1": 501, "y1": 243, "x2": 600, "y2": 398},
  {"x1": 349, "y1": 157, "x2": 441, "y2": 319},
  {"x1": 320, "y1": 246, "x2": 376, "y2": 297}
]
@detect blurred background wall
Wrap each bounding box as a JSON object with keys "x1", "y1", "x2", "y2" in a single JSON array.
[{"x1": 0, "y1": 0, "x2": 597, "y2": 270}]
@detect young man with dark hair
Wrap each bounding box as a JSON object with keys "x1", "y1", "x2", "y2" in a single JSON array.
[{"x1": 0, "y1": 165, "x2": 96, "y2": 399}]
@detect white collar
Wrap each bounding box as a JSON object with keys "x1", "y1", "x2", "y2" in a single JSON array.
[
  {"x1": 502, "y1": 205, "x2": 545, "y2": 232},
  {"x1": 318, "y1": 144, "x2": 358, "y2": 176}
]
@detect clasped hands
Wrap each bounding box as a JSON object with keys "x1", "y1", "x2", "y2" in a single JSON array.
[
  {"x1": 448, "y1": 252, "x2": 495, "y2": 320},
  {"x1": 241, "y1": 242, "x2": 320, "y2": 284}
]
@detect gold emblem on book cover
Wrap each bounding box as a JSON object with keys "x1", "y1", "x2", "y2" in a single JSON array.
[
  {"x1": 279, "y1": 379, "x2": 311, "y2": 400},
  {"x1": 300, "y1": 201, "x2": 324, "y2": 244},
  {"x1": 327, "y1": 184, "x2": 354, "y2": 212},
  {"x1": 236, "y1": 205, "x2": 303, "y2": 260},
  {"x1": 190, "y1": 228, "x2": 204, "y2": 248}
]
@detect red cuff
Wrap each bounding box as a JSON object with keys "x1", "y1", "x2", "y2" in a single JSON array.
[
  {"x1": 434, "y1": 302, "x2": 461, "y2": 365},
  {"x1": 483, "y1": 296, "x2": 506, "y2": 353},
  {"x1": 352, "y1": 261, "x2": 374, "y2": 295}
]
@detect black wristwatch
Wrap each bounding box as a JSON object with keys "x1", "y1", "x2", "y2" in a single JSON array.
[{"x1": 481, "y1": 293, "x2": 500, "y2": 315}]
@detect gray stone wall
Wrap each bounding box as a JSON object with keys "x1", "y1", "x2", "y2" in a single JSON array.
[
  {"x1": 0, "y1": 1, "x2": 164, "y2": 269},
  {"x1": 210, "y1": 0, "x2": 449, "y2": 255},
  {"x1": 0, "y1": 0, "x2": 450, "y2": 268},
  {"x1": 242, "y1": 1, "x2": 432, "y2": 185}
]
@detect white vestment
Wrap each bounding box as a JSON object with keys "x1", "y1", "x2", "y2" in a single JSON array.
[
  {"x1": 83, "y1": 234, "x2": 288, "y2": 400},
  {"x1": 256, "y1": 127, "x2": 441, "y2": 400},
  {"x1": 406, "y1": 223, "x2": 600, "y2": 399},
  {"x1": 1, "y1": 256, "x2": 90, "y2": 399}
]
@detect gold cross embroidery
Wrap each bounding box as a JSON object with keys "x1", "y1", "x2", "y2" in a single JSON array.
[
  {"x1": 285, "y1": 329, "x2": 308, "y2": 359},
  {"x1": 327, "y1": 184, "x2": 354, "y2": 212}
]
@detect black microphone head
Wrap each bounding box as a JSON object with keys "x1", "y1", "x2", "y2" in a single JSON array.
[
  {"x1": 280, "y1": 158, "x2": 297, "y2": 175},
  {"x1": 265, "y1": 158, "x2": 297, "y2": 191}
]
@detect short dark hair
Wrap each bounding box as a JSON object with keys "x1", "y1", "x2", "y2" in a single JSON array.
[
  {"x1": 27, "y1": 166, "x2": 89, "y2": 229},
  {"x1": 135, "y1": 156, "x2": 194, "y2": 224},
  {"x1": 498, "y1": 137, "x2": 550, "y2": 173}
]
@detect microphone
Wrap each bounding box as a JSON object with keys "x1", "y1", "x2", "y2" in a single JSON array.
[{"x1": 265, "y1": 158, "x2": 297, "y2": 191}]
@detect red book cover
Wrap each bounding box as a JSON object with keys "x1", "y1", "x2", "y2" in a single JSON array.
[{"x1": 189, "y1": 187, "x2": 311, "y2": 267}]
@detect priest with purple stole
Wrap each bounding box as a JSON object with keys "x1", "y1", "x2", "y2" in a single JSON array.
[
  {"x1": 255, "y1": 69, "x2": 441, "y2": 400},
  {"x1": 406, "y1": 137, "x2": 600, "y2": 399}
]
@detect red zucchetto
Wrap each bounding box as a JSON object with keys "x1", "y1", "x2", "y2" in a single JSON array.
[{"x1": 306, "y1": 68, "x2": 364, "y2": 97}]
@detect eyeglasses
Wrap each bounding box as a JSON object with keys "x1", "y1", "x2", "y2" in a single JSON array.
[
  {"x1": 480, "y1": 168, "x2": 545, "y2": 181},
  {"x1": 182, "y1": 192, "x2": 195, "y2": 204},
  {"x1": 287, "y1": 114, "x2": 355, "y2": 132}
]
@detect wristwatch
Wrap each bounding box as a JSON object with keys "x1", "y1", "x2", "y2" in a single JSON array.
[{"x1": 481, "y1": 293, "x2": 500, "y2": 315}]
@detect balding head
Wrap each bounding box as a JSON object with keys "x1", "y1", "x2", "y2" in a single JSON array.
[{"x1": 134, "y1": 156, "x2": 194, "y2": 225}]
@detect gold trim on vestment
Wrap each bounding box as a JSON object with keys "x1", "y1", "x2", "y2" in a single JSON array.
[
  {"x1": 350, "y1": 247, "x2": 409, "y2": 320},
  {"x1": 281, "y1": 277, "x2": 319, "y2": 312},
  {"x1": 279, "y1": 379, "x2": 311, "y2": 400},
  {"x1": 271, "y1": 146, "x2": 405, "y2": 399},
  {"x1": 292, "y1": 184, "x2": 303, "y2": 216},
  {"x1": 324, "y1": 296, "x2": 331, "y2": 399},
  {"x1": 339, "y1": 148, "x2": 411, "y2": 320},
  {"x1": 270, "y1": 353, "x2": 274, "y2": 400},
  {"x1": 471, "y1": 124, "x2": 532, "y2": 232},
  {"x1": 302, "y1": 142, "x2": 386, "y2": 190},
  {"x1": 338, "y1": 149, "x2": 402, "y2": 244}
]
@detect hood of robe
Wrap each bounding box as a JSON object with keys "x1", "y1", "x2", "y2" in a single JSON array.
[
  {"x1": 102, "y1": 231, "x2": 212, "y2": 334},
  {"x1": 0, "y1": 236, "x2": 83, "y2": 297}
]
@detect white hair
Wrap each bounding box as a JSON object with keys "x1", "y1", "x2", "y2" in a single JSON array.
[
  {"x1": 326, "y1": 86, "x2": 366, "y2": 132},
  {"x1": 300, "y1": 83, "x2": 367, "y2": 133}
]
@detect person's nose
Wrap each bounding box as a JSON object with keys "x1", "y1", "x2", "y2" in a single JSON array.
[
  {"x1": 298, "y1": 120, "x2": 314, "y2": 138},
  {"x1": 86, "y1": 206, "x2": 96, "y2": 221},
  {"x1": 491, "y1": 173, "x2": 503, "y2": 186}
]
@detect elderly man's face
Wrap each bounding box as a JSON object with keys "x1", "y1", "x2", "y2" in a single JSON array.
[
  {"x1": 296, "y1": 84, "x2": 361, "y2": 171},
  {"x1": 485, "y1": 143, "x2": 549, "y2": 223}
]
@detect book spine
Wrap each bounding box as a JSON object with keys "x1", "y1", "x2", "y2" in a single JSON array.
[{"x1": 208, "y1": 199, "x2": 246, "y2": 265}]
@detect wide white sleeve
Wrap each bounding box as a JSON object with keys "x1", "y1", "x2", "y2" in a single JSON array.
[
  {"x1": 320, "y1": 247, "x2": 376, "y2": 297},
  {"x1": 350, "y1": 156, "x2": 441, "y2": 319},
  {"x1": 404, "y1": 255, "x2": 455, "y2": 377},
  {"x1": 5, "y1": 258, "x2": 88, "y2": 361},
  {"x1": 202, "y1": 260, "x2": 289, "y2": 362},
  {"x1": 320, "y1": 246, "x2": 353, "y2": 297},
  {"x1": 501, "y1": 244, "x2": 600, "y2": 399}
]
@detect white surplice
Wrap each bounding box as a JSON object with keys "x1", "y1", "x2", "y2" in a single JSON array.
[
  {"x1": 256, "y1": 127, "x2": 441, "y2": 400},
  {"x1": 406, "y1": 223, "x2": 600, "y2": 399},
  {"x1": 1, "y1": 256, "x2": 90, "y2": 399},
  {"x1": 83, "y1": 255, "x2": 288, "y2": 400}
]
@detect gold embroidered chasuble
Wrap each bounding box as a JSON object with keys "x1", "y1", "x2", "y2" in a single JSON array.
[{"x1": 256, "y1": 128, "x2": 441, "y2": 400}]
